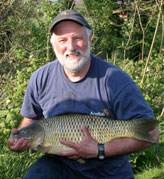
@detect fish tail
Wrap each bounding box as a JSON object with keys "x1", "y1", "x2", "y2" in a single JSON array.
[{"x1": 133, "y1": 118, "x2": 159, "y2": 143}]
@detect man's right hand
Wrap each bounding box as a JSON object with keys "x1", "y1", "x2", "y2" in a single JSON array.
[{"x1": 8, "y1": 128, "x2": 30, "y2": 152}]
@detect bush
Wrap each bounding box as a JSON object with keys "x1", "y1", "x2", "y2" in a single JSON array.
[{"x1": 83, "y1": 0, "x2": 164, "y2": 60}]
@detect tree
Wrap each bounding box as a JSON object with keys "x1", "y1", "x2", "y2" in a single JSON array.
[{"x1": 83, "y1": 0, "x2": 164, "y2": 60}]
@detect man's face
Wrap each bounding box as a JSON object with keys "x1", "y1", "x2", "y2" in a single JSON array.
[{"x1": 51, "y1": 21, "x2": 91, "y2": 73}]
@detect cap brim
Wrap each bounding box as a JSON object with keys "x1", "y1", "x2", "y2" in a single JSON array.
[{"x1": 50, "y1": 18, "x2": 91, "y2": 33}]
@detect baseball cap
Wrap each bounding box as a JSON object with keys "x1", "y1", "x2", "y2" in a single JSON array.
[{"x1": 50, "y1": 9, "x2": 91, "y2": 33}]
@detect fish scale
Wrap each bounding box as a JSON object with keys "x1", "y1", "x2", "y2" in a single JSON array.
[{"x1": 10, "y1": 114, "x2": 159, "y2": 155}]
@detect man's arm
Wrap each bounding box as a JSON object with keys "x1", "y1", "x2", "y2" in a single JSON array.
[
  {"x1": 58, "y1": 126, "x2": 159, "y2": 160},
  {"x1": 104, "y1": 128, "x2": 159, "y2": 157},
  {"x1": 8, "y1": 117, "x2": 36, "y2": 152},
  {"x1": 17, "y1": 117, "x2": 35, "y2": 129}
]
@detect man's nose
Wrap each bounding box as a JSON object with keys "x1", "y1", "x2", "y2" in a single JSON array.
[{"x1": 67, "y1": 39, "x2": 76, "y2": 51}]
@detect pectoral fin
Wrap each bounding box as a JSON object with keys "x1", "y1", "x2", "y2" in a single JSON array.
[
  {"x1": 37, "y1": 145, "x2": 51, "y2": 153},
  {"x1": 77, "y1": 159, "x2": 86, "y2": 164}
]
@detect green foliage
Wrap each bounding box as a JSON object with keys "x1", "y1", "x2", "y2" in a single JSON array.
[
  {"x1": 0, "y1": 57, "x2": 48, "y2": 139},
  {"x1": 135, "y1": 167, "x2": 164, "y2": 179},
  {"x1": 83, "y1": 0, "x2": 122, "y2": 58},
  {"x1": 83, "y1": 0, "x2": 164, "y2": 60}
]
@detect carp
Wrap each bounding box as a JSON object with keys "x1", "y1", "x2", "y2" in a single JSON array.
[{"x1": 10, "y1": 114, "x2": 159, "y2": 154}]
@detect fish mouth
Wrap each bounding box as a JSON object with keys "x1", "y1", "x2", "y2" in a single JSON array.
[{"x1": 10, "y1": 133, "x2": 32, "y2": 140}]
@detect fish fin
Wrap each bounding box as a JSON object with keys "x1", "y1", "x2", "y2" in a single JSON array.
[
  {"x1": 133, "y1": 119, "x2": 159, "y2": 143},
  {"x1": 37, "y1": 145, "x2": 51, "y2": 153},
  {"x1": 133, "y1": 130, "x2": 157, "y2": 143},
  {"x1": 77, "y1": 159, "x2": 86, "y2": 164}
]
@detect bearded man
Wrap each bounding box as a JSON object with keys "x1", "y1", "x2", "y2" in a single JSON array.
[{"x1": 8, "y1": 10, "x2": 159, "y2": 179}]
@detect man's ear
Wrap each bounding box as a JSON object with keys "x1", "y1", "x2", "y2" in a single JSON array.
[
  {"x1": 89, "y1": 34, "x2": 92, "y2": 44},
  {"x1": 50, "y1": 33, "x2": 55, "y2": 48}
]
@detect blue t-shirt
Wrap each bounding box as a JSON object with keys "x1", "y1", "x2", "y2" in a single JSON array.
[{"x1": 21, "y1": 55, "x2": 154, "y2": 178}]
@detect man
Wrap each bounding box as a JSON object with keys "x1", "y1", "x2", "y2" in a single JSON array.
[{"x1": 8, "y1": 10, "x2": 159, "y2": 179}]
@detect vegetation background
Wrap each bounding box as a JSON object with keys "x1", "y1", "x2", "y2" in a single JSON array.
[{"x1": 0, "y1": 0, "x2": 164, "y2": 178}]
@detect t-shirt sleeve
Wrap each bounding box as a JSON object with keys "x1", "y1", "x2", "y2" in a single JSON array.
[
  {"x1": 20, "y1": 73, "x2": 43, "y2": 119},
  {"x1": 106, "y1": 68, "x2": 154, "y2": 120},
  {"x1": 113, "y1": 83, "x2": 154, "y2": 120}
]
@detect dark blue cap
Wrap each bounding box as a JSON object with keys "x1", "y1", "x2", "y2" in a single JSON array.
[{"x1": 50, "y1": 9, "x2": 91, "y2": 33}]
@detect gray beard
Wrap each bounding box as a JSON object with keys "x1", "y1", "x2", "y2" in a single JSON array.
[{"x1": 54, "y1": 43, "x2": 91, "y2": 73}]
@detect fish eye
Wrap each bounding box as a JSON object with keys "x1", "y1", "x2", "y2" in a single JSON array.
[
  {"x1": 20, "y1": 129, "x2": 32, "y2": 139},
  {"x1": 20, "y1": 128, "x2": 29, "y2": 135},
  {"x1": 21, "y1": 130, "x2": 27, "y2": 135}
]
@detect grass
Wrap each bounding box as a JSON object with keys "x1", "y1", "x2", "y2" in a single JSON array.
[
  {"x1": 0, "y1": 142, "x2": 41, "y2": 179},
  {"x1": 135, "y1": 167, "x2": 164, "y2": 179},
  {"x1": 132, "y1": 133, "x2": 164, "y2": 179}
]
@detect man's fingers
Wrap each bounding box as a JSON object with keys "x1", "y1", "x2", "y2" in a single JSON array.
[
  {"x1": 8, "y1": 138, "x2": 15, "y2": 147},
  {"x1": 11, "y1": 128, "x2": 18, "y2": 134},
  {"x1": 8, "y1": 138, "x2": 30, "y2": 152},
  {"x1": 60, "y1": 140, "x2": 77, "y2": 149},
  {"x1": 58, "y1": 149, "x2": 76, "y2": 157},
  {"x1": 81, "y1": 124, "x2": 91, "y2": 139},
  {"x1": 68, "y1": 155, "x2": 79, "y2": 160}
]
